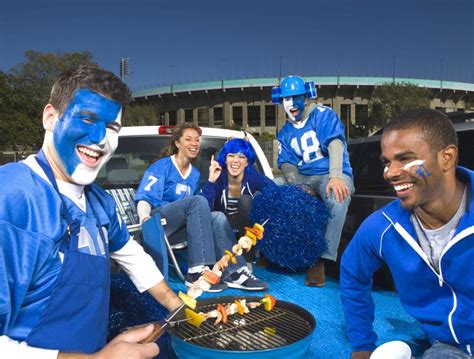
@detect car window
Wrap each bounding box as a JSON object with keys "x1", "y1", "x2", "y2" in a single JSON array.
[{"x1": 351, "y1": 140, "x2": 393, "y2": 196}]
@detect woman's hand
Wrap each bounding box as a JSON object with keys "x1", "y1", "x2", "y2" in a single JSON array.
[{"x1": 208, "y1": 155, "x2": 222, "y2": 183}]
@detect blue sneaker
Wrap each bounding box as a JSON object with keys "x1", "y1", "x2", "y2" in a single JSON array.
[
  {"x1": 224, "y1": 266, "x2": 268, "y2": 291},
  {"x1": 185, "y1": 269, "x2": 228, "y2": 293}
]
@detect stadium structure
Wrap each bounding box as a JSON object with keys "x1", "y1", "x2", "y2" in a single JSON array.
[{"x1": 132, "y1": 76, "x2": 474, "y2": 137}]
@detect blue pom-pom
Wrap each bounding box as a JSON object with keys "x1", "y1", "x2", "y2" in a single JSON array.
[{"x1": 250, "y1": 185, "x2": 329, "y2": 271}]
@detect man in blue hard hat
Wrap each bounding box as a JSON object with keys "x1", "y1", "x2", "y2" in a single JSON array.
[{"x1": 273, "y1": 75, "x2": 354, "y2": 286}]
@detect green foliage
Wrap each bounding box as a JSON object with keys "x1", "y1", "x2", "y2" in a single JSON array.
[
  {"x1": 257, "y1": 131, "x2": 275, "y2": 141},
  {"x1": 123, "y1": 104, "x2": 160, "y2": 126},
  {"x1": 348, "y1": 124, "x2": 369, "y2": 138},
  {"x1": 365, "y1": 82, "x2": 431, "y2": 133},
  {"x1": 0, "y1": 51, "x2": 97, "y2": 150}
]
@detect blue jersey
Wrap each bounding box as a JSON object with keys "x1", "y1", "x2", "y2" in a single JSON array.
[
  {"x1": 277, "y1": 104, "x2": 352, "y2": 177},
  {"x1": 135, "y1": 155, "x2": 201, "y2": 209},
  {"x1": 0, "y1": 159, "x2": 129, "y2": 341}
]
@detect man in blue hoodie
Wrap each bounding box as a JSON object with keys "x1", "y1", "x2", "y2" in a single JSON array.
[{"x1": 341, "y1": 109, "x2": 473, "y2": 359}]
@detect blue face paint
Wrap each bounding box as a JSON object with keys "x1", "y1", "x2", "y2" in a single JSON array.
[
  {"x1": 283, "y1": 94, "x2": 306, "y2": 122},
  {"x1": 53, "y1": 89, "x2": 122, "y2": 184},
  {"x1": 402, "y1": 159, "x2": 432, "y2": 178},
  {"x1": 415, "y1": 164, "x2": 432, "y2": 178}
]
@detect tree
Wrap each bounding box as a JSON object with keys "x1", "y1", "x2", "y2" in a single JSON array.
[
  {"x1": 123, "y1": 104, "x2": 160, "y2": 126},
  {"x1": 363, "y1": 82, "x2": 431, "y2": 134},
  {"x1": 0, "y1": 51, "x2": 97, "y2": 150}
]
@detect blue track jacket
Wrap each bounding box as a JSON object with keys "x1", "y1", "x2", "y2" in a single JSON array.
[
  {"x1": 340, "y1": 167, "x2": 474, "y2": 355},
  {"x1": 200, "y1": 167, "x2": 275, "y2": 212}
]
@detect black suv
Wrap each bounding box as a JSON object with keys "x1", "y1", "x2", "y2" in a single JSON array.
[{"x1": 329, "y1": 120, "x2": 474, "y2": 289}]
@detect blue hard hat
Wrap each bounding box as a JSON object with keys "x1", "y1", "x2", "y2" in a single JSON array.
[{"x1": 280, "y1": 76, "x2": 306, "y2": 97}]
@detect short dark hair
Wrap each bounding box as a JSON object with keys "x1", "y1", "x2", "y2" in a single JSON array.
[
  {"x1": 161, "y1": 122, "x2": 202, "y2": 157},
  {"x1": 383, "y1": 108, "x2": 458, "y2": 152},
  {"x1": 48, "y1": 64, "x2": 132, "y2": 114}
]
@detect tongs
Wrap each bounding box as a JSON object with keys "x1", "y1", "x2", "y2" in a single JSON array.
[{"x1": 124, "y1": 303, "x2": 190, "y2": 344}]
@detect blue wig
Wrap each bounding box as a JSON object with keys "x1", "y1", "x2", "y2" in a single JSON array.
[{"x1": 216, "y1": 138, "x2": 256, "y2": 168}]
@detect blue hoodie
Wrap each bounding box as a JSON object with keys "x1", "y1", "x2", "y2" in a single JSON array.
[
  {"x1": 340, "y1": 167, "x2": 474, "y2": 355},
  {"x1": 200, "y1": 166, "x2": 275, "y2": 212}
]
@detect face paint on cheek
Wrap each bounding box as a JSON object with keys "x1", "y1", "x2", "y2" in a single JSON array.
[
  {"x1": 70, "y1": 108, "x2": 122, "y2": 186},
  {"x1": 403, "y1": 159, "x2": 432, "y2": 178},
  {"x1": 53, "y1": 89, "x2": 122, "y2": 185},
  {"x1": 283, "y1": 98, "x2": 296, "y2": 121},
  {"x1": 293, "y1": 96, "x2": 305, "y2": 120}
]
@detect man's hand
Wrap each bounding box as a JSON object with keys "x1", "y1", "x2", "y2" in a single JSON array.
[
  {"x1": 58, "y1": 325, "x2": 159, "y2": 358},
  {"x1": 326, "y1": 177, "x2": 350, "y2": 203},
  {"x1": 350, "y1": 351, "x2": 373, "y2": 359},
  {"x1": 208, "y1": 155, "x2": 222, "y2": 183},
  {"x1": 93, "y1": 324, "x2": 159, "y2": 359}
]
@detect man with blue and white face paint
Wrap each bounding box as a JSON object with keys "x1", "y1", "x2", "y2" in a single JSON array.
[
  {"x1": 0, "y1": 65, "x2": 182, "y2": 358},
  {"x1": 274, "y1": 75, "x2": 354, "y2": 287},
  {"x1": 45, "y1": 88, "x2": 123, "y2": 186}
]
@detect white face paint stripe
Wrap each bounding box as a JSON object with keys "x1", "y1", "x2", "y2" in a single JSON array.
[
  {"x1": 403, "y1": 159, "x2": 425, "y2": 171},
  {"x1": 283, "y1": 98, "x2": 296, "y2": 121}
]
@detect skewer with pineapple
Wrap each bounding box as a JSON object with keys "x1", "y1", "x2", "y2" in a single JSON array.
[
  {"x1": 183, "y1": 294, "x2": 277, "y2": 327},
  {"x1": 181, "y1": 220, "x2": 268, "y2": 301}
]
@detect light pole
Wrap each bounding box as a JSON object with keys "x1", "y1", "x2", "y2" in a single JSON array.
[
  {"x1": 392, "y1": 56, "x2": 396, "y2": 83},
  {"x1": 120, "y1": 58, "x2": 129, "y2": 80}
]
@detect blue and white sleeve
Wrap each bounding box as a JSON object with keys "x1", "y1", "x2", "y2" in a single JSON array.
[
  {"x1": 135, "y1": 165, "x2": 166, "y2": 209},
  {"x1": 340, "y1": 218, "x2": 385, "y2": 352}
]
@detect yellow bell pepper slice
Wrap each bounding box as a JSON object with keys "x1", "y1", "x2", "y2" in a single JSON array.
[
  {"x1": 184, "y1": 308, "x2": 206, "y2": 327},
  {"x1": 260, "y1": 297, "x2": 272, "y2": 311},
  {"x1": 179, "y1": 291, "x2": 197, "y2": 310},
  {"x1": 264, "y1": 326, "x2": 276, "y2": 336},
  {"x1": 224, "y1": 250, "x2": 237, "y2": 265},
  {"x1": 260, "y1": 294, "x2": 276, "y2": 311},
  {"x1": 234, "y1": 300, "x2": 245, "y2": 315}
]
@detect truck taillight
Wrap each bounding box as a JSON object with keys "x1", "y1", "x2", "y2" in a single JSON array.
[{"x1": 158, "y1": 126, "x2": 175, "y2": 135}]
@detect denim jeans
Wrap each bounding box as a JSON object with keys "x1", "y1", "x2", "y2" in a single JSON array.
[
  {"x1": 156, "y1": 195, "x2": 246, "y2": 275},
  {"x1": 281, "y1": 163, "x2": 354, "y2": 262},
  {"x1": 422, "y1": 341, "x2": 472, "y2": 358}
]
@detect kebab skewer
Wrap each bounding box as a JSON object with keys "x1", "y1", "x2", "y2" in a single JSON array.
[
  {"x1": 184, "y1": 294, "x2": 277, "y2": 327},
  {"x1": 180, "y1": 221, "x2": 268, "y2": 302}
]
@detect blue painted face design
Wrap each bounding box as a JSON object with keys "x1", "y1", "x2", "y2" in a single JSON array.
[
  {"x1": 283, "y1": 94, "x2": 306, "y2": 122},
  {"x1": 53, "y1": 89, "x2": 122, "y2": 185}
]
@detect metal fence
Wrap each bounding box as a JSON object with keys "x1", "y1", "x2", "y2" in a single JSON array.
[{"x1": 257, "y1": 140, "x2": 274, "y2": 168}]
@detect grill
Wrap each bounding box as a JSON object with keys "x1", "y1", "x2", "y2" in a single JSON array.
[{"x1": 168, "y1": 296, "x2": 315, "y2": 359}]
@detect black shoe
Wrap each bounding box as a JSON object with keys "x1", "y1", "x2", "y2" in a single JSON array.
[
  {"x1": 224, "y1": 266, "x2": 268, "y2": 291},
  {"x1": 185, "y1": 269, "x2": 228, "y2": 293}
]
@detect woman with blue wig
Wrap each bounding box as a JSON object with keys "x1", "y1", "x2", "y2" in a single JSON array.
[{"x1": 201, "y1": 138, "x2": 275, "y2": 260}]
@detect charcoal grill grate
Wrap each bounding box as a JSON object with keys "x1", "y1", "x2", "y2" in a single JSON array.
[{"x1": 168, "y1": 297, "x2": 314, "y2": 351}]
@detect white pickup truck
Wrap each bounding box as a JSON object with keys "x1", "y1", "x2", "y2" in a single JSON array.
[
  {"x1": 96, "y1": 125, "x2": 274, "y2": 190},
  {"x1": 95, "y1": 125, "x2": 275, "y2": 239}
]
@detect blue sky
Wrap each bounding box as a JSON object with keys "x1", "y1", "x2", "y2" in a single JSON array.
[{"x1": 1, "y1": 0, "x2": 472, "y2": 90}]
